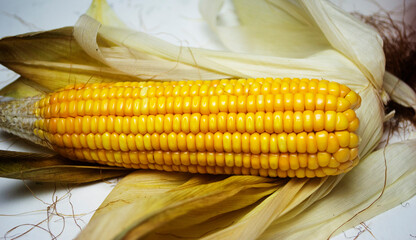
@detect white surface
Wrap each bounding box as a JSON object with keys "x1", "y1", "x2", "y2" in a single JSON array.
[{"x1": 0, "y1": 0, "x2": 415, "y2": 239}]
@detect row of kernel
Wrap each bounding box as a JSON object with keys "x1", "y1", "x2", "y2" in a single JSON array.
[
  {"x1": 44, "y1": 130, "x2": 359, "y2": 155},
  {"x1": 40, "y1": 78, "x2": 356, "y2": 106},
  {"x1": 57, "y1": 146, "x2": 327, "y2": 178},
  {"x1": 43, "y1": 80, "x2": 234, "y2": 106},
  {"x1": 37, "y1": 110, "x2": 358, "y2": 136},
  {"x1": 36, "y1": 93, "x2": 358, "y2": 119},
  {"x1": 56, "y1": 148, "x2": 356, "y2": 177}
]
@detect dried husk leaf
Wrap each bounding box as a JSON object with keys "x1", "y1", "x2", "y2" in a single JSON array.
[
  {"x1": 77, "y1": 172, "x2": 282, "y2": 240},
  {"x1": 200, "y1": 0, "x2": 330, "y2": 57},
  {"x1": 0, "y1": 27, "x2": 140, "y2": 91},
  {"x1": 0, "y1": 150, "x2": 129, "y2": 183},
  {"x1": 383, "y1": 71, "x2": 416, "y2": 111}
]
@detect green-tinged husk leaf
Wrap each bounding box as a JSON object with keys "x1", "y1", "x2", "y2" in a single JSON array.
[
  {"x1": 0, "y1": 27, "x2": 140, "y2": 91},
  {"x1": 0, "y1": 77, "x2": 47, "y2": 98},
  {"x1": 0, "y1": 150, "x2": 130, "y2": 183},
  {"x1": 85, "y1": 0, "x2": 127, "y2": 28}
]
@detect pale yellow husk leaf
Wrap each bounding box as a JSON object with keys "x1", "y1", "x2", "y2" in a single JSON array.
[{"x1": 383, "y1": 71, "x2": 416, "y2": 111}]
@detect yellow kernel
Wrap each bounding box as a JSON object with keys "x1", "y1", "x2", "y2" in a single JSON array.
[
  {"x1": 247, "y1": 95, "x2": 256, "y2": 112},
  {"x1": 303, "y1": 110, "x2": 314, "y2": 132},
  {"x1": 269, "y1": 134, "x2": 279, "y2": 153},
  {"x1": 307, "y1": 132, "x2": 317, "y2": 153},
  {"x1": 279, "y1": 154, "x2": 290, "y2": 171},
  {"x1": 336, "y1": 112, "x2": 349, "y2": 130},
  {"x1": 284, "y1": 93, "x2": 293, "y2": 111},
  {"x1": 287, "y1": 133, "x2": 297, "y2": 153},
  {"x1": 214, "y1": 132, "x2": 224, "y2": 152},
  {"x1": 335, "y1": 131, "x2": 350, "y2": 147},
  {"x1": 237, "y1": 95, "x2": 247, "y2": 113},
  {"x1": 190, "y1": 113, "x2": 200, "y2": 134},
  {"x1": 296, "y1": 132, "x2": 307, "y2": 153},
  {"x1": 168, "y1": 132, "x2": 178, "y2": 151},
  {"x1": 206, "y1": 152, "x2": 215, "y2": 166},
  {"x1": 246, "y1": 113, "x2": 255, "y2": 134},
  {"x1": 269, "y1": 154, "x2": 278, "y2": 169},
  {"x1": 191, "y1": 96, "x2": 200, "y2": 113},
  {"x1": 209, "y1": 96, "x2": 219, "y2": 114},
  {"x1": 255, "y1": 112, "x2": 265, "y2": 133},
  {"x1": 157, "y1": 97, "x2": 166, "y2": 114},
  {"x1": 325, "y1": 111, "x2": 337, "y2": 132},
  {"x1": 273, "y1": 112, "x2": 284, "y2": 133},
  {"x1": 228, "y1": 95, "x2": 238, "y2": 113},
  {"x1": 232, "y1": 132, "x2": 242, "y2": 153},
  {"x1": 325, "y1": 95, "x2": 337, "y2": 111},
  {"x1": 349, "y1": 147, "x2": 359, "y2": 160},
  {"x1": 334, "y1": 148, "x2": 350, "y2": 163},
  {"x1": 327, "y1": 133, "x2": 339, "y2": 153},
  {"x1": 345, "y1": 91, "x2": 360, "y2": 109},
  {"x1": 289, "y1": 154, "x2": 299, "y2": 170},
  {"x1": 143, "y1": 134, "x2": 152, "y2": 151},
  {"x1": 195, "y1": 133, "x2": 205, "y2": 151},
  {"x1": 225, "y1": 153, "x2": 234, "y2": 167},
  {"x1": 227, "y1": 113, "x2": 237, "y2": 133},
  {"x1": 328, "y1": 82, "x2": 340, "y2": 97},
  {"x1": 343, "y1": 109, "x2": 356, "y2": 122},
  {"x1": 322, "y1": 167, "x2": 337, "y2": 175},
  {"x1": 317, "y1": 152, "x2": 331, "y2": 167},
  {"x1": 314, "y1": 110, "x2": 325, "y2": 131},
  {"x1": 256, "y1": 95, "x2": 265, "y2": 112},
  {"x1": 349, "y1": 133, "x2": 360, "y2": 148},
  {"x1": 241, "y1": 133, "x2": 250, "y2": 153},
  {"x1": 315, "y1": 94, "x2": 325, "y2": 110},
  {"x1": 293, "y1": 93, "x2": 304, "y2": 111},
  {"x1": 223, "y1": 132, "x2": 232, "y2": 152},
  {"x1": 283, "y1": 111, "x2": 293, "y2": 132},
  {"x1": 348, "y1": 118, "x2": 360, "y2": 132},
  {"x1": 274, "y1": 94, "x2": 284, "y2": 111},
  {"x1": 264, "y1": 94, "x2": 274, "y2": 112},
  {"x1": 277, "y1": 132, "x2": 288, "y2": 153},
  {"x1": 316, "y1": 131, "x2": 328, "y2": 152},
  {"x1": 338, "y1": 160, "x2": 353, "y2": 171},
  {"x1": 307, "y1": 154, "x2": 319, "y2": 170},
  {"x1": 304, "y1": 93, "x2": 315, "y2": 110},
  {"x1": 328, "y1": 156, "x2": 340, "y2": 168},
  {"x1": 218, "y1": 95, "x2": 228, "y2": 112},
  {"x1": 260, "y1": 133, "x2": 270, "y2": 153},
  {"x1": 250, "y1": 133, "x2": 261, "y2": 154},
  {"x1": 293, "y1": 112, "x2": 303, "y2": 133},
  {"x1": 337, "y1": 98, "x2": 351, "y2": 112},
  {"x1": 216, "y1": 153, "x2": 225, "y2": 167}
]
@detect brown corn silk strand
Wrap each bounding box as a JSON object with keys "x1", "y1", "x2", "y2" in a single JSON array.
[{"x1": 354, "y1": 9, "x2": 416, "y2": 127}]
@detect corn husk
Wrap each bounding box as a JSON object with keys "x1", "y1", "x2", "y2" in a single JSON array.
[
  {"x1": 0, "y1": 150, "x2": 129, "y2": 183},
  {"x1": 0, "y1": 0, "x2": 415, "y2": 239}
]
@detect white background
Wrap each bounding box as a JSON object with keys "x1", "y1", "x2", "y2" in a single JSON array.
[{"x1": 0, "y1": 0, "x2": 415, "y2": 239}]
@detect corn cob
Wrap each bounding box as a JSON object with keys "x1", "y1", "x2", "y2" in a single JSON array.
[{"x1": 0, "y1": 78, "x2": 361, "y2": 177}]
